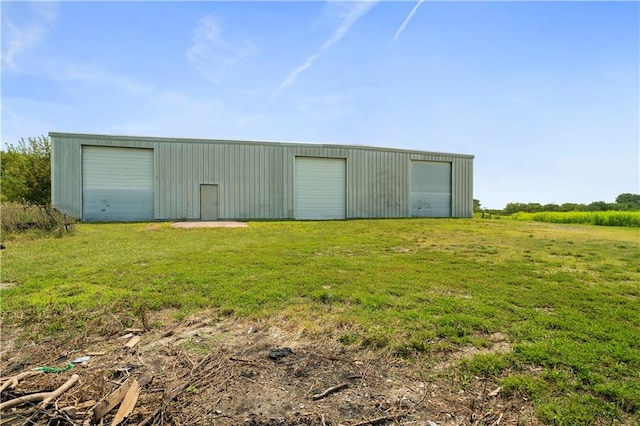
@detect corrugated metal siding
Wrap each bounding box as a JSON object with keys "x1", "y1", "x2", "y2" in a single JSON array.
[
  {"x1": 452, "y1": 157, "x2": 474, "y2": 217},
  {"x1": 348, "y1": 150, "x2": 408, "y2": 218},
  {"x1": 51, "y1": 136, "x2": 82, "y2": 218},
  {"x1": 50, "y1": 133, "x2": 474, "y2": 220}
]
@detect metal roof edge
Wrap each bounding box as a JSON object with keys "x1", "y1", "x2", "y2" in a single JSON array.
[{"x1": 48, "y1": 131, "x2": 475, "y2": 159}]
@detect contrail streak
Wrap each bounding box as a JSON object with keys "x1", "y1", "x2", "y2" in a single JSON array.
[
  {"x1": 272, "y1": 1, "x2": 378, "y2": 97},
  {"x1": 393, "y1": 0, "x2": 425, "y2": 42}
]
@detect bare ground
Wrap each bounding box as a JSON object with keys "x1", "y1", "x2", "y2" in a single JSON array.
[
  {"x1": 0, "y1": 312, "x2": 541, "y2": 425},
  {"x1": 169, "y1": 222, "x2": 248, "y2": 229}
]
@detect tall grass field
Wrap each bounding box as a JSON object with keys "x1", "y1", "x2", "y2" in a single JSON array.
[
  {"x1": 1, "y1": 219, "x2": 639, "y2": 424},
  {"x1": 0, "y1": 202, "x2": 76, "y2": 242},
  {"x1": 511, "y1": 210, "x2": 640, "y2": 227}
]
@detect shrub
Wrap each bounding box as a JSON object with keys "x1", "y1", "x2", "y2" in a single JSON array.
[
  {"x1": 0, "y1": 136, "x2": 51, "y2": 205},
  {"x1": 1, "y1": 202, "x2": 76, "y2": 242}
]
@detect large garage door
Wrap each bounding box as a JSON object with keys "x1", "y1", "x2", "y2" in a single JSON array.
[
  {"x1": 82, "y1": 146, "x2": 154, "y2": 222},
  {"x1": 295, "y1": 157, "x2": 346, "y2": 220},
  {"x1": 411, "y1": 161, "x2": 451, "y2": 217}
]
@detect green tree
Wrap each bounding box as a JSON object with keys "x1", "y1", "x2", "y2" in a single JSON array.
[
  {"x1": 615, "y1": 193, "x2": 640, "y2": 206},
  {"x1": 473, "y1": 199, "x2": 482, "y2": 213},
  {"x1": 587, "y1": 201, "x2": 609, "y2": 211},
  {"x1": 0, "y1": 136, "x2": 51, "y2": 204},
  {"x1": 559, "y1": 203, "x2": 581, "y2": 212}
]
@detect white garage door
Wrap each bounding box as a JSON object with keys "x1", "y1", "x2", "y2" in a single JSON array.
[
  {"x1": 411, "y1": 161, "x2": 451, "y2": 217},
  {"x1": 82, "y1": 146, "x2": 154, "y2": 222},
  {"x1": 295, "y1": 157, "x2": 346, "y2": 220}
]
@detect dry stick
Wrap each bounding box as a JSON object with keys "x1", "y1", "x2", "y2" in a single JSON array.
[
  {"x1": 182, "y1": 351, "x2": 195, "y2": 369},
  {"x1": 351, "y1": 413, "x2": 405, "y2": 426},
  {"x1": 0, "y1": 374, "x2": 80, "y2": 411},
  {"x1": 39, "y1": 374, "x2": 80, "y2": 408},
  {"x1": 311, "y1": 382, "x2": 349, "y2": 400},
  {"x1": 0, "y1": 370, "x2": 44, "y2": 392},
  {"x1": 136, "y1": 382, "x2": 189, "y2": 426},
  {"x1": 229, "y1": 357, "x2": 256, "y2": 364},
  {"x1": 354, "y1": 390, "x2": 426, "y2": 426},
  {"x1": 139, "y1": 357, "x2": 225, "y2": 426},
  {"x1": 190, "y1": 353, "x2": 212, "y2": 377}
]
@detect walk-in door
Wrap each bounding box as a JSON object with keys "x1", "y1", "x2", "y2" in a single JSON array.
[{"x1": 200, "y1": 184, "x2": 219, "y2": 220}]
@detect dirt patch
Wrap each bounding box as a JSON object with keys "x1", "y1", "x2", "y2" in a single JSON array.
[
  {"x1": 433, "y1": 332, "x2": 512, "y2": 372},
  {"x1": 170, "y1": 221, "x2": 248, "y2": 229},
  {"x1": 1, "y1": 314, "x2": 539, "y2": 425}
]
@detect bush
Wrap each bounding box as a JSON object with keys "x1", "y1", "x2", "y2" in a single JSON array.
[
  {"x1": 0, "y1": 136, "x2": 51, "y2": 205},
  {"x1": 1, "y1": 202, "x2": 76, "y2": 242}
]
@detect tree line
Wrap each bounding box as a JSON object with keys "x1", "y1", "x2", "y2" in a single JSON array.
[{"x1": 475, "y1": 193, "x2": 640, "y2": 216}]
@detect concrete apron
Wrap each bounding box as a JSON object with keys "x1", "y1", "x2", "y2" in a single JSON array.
[{"x1": 170, "y1": 221, "x2": 248, "y2": 228}]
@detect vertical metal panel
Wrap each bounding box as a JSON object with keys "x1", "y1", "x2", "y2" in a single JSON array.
[
  {"x1": 51, "y1": 136, "x2": 82, "y2": 218},
  {"x1": 346, "y1": 149, "x2": 408, "y2": 218},
  {"x1": 450, "y1": 157, "x2": 472, "y2": 217}
]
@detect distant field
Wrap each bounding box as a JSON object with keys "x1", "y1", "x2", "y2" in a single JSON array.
[
  {"x1": 511, "y1": 210, "x2": 640, "y2": 227},
  {"x1": 1, "y1": 219, "x2": 639, "y2": 424}
]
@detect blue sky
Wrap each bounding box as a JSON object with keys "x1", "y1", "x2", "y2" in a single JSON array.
[{"x1": 2, "y1": 1, "x2": 638, "y2": 209}]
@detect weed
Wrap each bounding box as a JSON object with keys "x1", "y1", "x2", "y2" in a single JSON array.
[
  {"x1": 1, "y1": 202, "x2": 76, "y2": 242},
  {"x1": 500, "y1": 374, "x2": 546, "y2": 399},
  {"x1": 460, "y1": 353, "x2": 512, "y2": 376},
  {"x1": 338, "y1": 333, "x2": 359, "y2": 345}
]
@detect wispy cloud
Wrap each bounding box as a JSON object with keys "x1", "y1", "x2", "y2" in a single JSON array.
[
  {"x1": 187, "y1": 14, "x2": 257, "y2": 84},
  {"x1": 272, "y1": 0, "x2": 378, "y2": 96},
  {"x1": 393, "y1": 0, "x2": 425, "y2": 41},
  {"x1": 298, "y1": 94, "x2": 354, "y2": 122},
  {"x1": 58, "y1": 64, "x2": 154, "y2": 95},
  {"x1": 1, "y1": 2, "x2": 59, "y2": 70}
]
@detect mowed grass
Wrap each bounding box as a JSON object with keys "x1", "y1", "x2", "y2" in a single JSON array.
[{"x1": 1, "y1": 219, "x2": 639, "y2": 424}]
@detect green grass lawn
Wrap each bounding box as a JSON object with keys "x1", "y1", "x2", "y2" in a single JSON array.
[{"x1": 1, "y1": 219, "x2": 639, "y2": 424}]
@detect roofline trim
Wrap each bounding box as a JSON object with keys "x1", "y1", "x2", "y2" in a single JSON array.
[{"x1": 48, "y1": 131, "x2": 475, "y2": 159}]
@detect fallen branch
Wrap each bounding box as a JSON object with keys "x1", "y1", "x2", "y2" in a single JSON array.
[
  {"x1": 0, "y1": 370, "x2": 44, "y2": 392},
  {"x1": 312, "y1": 382, "x2": 348, "y2": 400},
  {"x1": 41, "y1": 374, "x2": 80, "y2": 408},
  {"x1": 352, "y1": 413, "x2": 406, "y2": 426},
  {"x1": 229, "y1": 357, "x2": 253, "y2": 363},
  {"x1": 0, "y1": 374, "x2": 80, "y2": 411}
]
